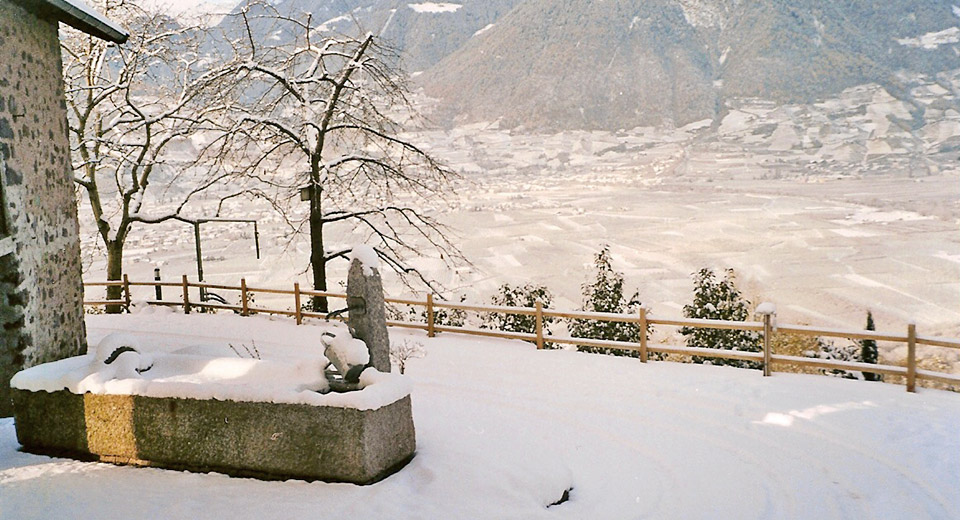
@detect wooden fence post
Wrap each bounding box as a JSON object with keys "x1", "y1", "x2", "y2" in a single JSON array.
[
  {"x1": 762, "y1": 312, "x2": 773, "y2": 377},
  {"x1": 240, "y1": 278, "x2": 249, "y2": 316},
  {"x1": 907, "y1": 322, "x2": 917, "y2": 393},
  {"x1": 535, "y1": 301, "x2": 544, "y2": 350},
  {"x1": 639, "y1": 306, "x2": 648, "y2": 362},
  {"x1": 427, "y1": 293, "x2": 435, "y2": 338},
  {"x1": 294, "y1": 282, "x2": 302, "y2": 325},
  {"x1": 181, "y1": 275, "x2": 190, "y2": 314},
  {"x1": 122, "y1": 274, "x2": 132, "y2": 313}
]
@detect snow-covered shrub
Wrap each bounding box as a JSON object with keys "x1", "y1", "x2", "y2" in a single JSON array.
[
  {"x1": 800, "y1": 311, "x2": 882, "y2": 381},
  {"x1": 482, "y1": 283, "x2": 556, "y2": 346},
  {"x1": 390, "y1": 339, "x2": 425, "y2": 374},
  {"x1": 808, "y1": 340, "x2": 863, "y2": 380},
  {"x1": 405, "y1": 295, "x2": 467, "y2": 328},
  {"x1": 568, "y1": 246, "x2": 646, "y2": 358},
  {"x1": 432, "y1": 297, "x2": 468, "y2": 328},
  {"x1": 680, "y1": 268, "x2": 761, "y2": 369},
  {"x1": 385, "y1": 302, "x2": 407, "y2": 322},
  {"x1": 235, "y1": 291, "x2": 257, "y2": 315}
]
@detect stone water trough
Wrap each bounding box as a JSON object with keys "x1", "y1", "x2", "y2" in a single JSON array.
[
  {"x1": 11, "y1": 252, "x2": 415, "y2": 484},
  {"x1": 10, "y1": 347, "x2": 415, "y2": 484}
]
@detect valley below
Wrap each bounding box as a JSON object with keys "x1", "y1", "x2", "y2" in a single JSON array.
[
  {"x1": 80, "y1": 82, "x2": 960, "y2": 365},
  {"x1": 80, "y1": 136, "x2": 960, "y2": 340}
]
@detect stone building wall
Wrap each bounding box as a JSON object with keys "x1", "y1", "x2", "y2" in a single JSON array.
[{"x1": 0, "y1": 0, "x2": 88, "y2": 416}]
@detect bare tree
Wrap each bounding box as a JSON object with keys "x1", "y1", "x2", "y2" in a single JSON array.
[
  {"x1": 221, "y1": 4, "x2": 463, "y2": 311},
  {"x1": 64, "y1": 0, "x2": 239, "y2": 311}
]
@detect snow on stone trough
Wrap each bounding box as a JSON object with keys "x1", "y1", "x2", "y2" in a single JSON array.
[{"x1": 11, "y1": 329, "x2": 409, "y2": 411}]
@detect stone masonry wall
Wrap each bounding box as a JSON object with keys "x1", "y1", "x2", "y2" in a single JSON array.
[{"x1": 0, "y1": 0, "x2": 88, "y2": 417}]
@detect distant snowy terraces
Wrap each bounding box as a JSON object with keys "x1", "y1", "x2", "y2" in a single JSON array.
[
  {"x1": 896, "y1": 5, "x2": 960, "y2": 49},
  {"x1": 408, "y1": 2, "x2": 461, "y2": 14},
  {"x1": 896, "y1": 27, "x2": 960, "y2": 50}
]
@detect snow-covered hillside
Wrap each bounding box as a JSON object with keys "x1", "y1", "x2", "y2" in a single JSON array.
[{"x1": 2, "y1": 312, "x2": 958, "y2": 519}]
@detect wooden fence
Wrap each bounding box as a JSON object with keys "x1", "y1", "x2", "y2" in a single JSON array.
[{"x1": 84, "y1": 276, "x2": 960, "y2": 393}]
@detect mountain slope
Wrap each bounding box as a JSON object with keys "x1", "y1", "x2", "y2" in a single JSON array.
[
  {"x1": 420, "y1": 0, "x2": 960, "y2": 129},
  {"x1": 375, "y1": 0, "x2": 521, "y2": 72},
  {"x1": 217, "y1": 0, "x2": 521, "y2": 72},
  {"x1": 423, "y1": 0, "x2": 717, "y2": 129}
]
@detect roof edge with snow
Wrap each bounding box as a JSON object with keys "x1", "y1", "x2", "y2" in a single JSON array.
[{"x1": 12, "y1": 0, "x2": 128, "y2": 44}]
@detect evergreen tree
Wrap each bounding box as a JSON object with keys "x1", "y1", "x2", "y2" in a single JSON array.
[
  {"x1": 482, "y1": 284, "x2": 556, "y2": 345},
  {"x1": 568, "y1": 246, "x2": 647, "y2": 357},
  {"x1": 860, "y1": 311, "x2": 882, "y2": 382},
  {"x1": 679, "y1": 268, "x2": 761, "y2": 369}
]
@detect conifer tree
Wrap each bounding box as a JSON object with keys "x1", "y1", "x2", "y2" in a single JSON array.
[
  {"x1": 680, "y1": 268, "x2": 761, "y2": 369},
  {"x1": 860, "y1": 311, "x2": 882, "y2": 381},
  {"x1": 568, "y1": 246, "x2": 646, "y2": 357}
]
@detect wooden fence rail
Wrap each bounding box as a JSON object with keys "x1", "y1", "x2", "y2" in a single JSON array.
[{"x1": 83, "y1": 277, "x2": 960, "y2": 393}]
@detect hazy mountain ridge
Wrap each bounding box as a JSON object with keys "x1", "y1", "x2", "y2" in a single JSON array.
[
  {"x1": 421, "y1": 0, "x2": 960, "y2": 130},
  {"x1": 218, "y1": 0, "x2": 521, "y2": 72},
  {"x1": 423, "y1": 0, "x2": 718, "y2": 129},
  {"x1": 214, "y1": 0, "x2": 960, "y2": 132},
  {"x1": 373, "y1": 0, "x2": 521, "y2": 72}
]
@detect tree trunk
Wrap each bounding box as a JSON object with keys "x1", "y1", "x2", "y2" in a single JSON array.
[
  {"x1": 105, "y1": 241, "x2": 124, "y2": 314},
  {"x1": 309, "y1": 185, "x2": 328, "y2": 313}
]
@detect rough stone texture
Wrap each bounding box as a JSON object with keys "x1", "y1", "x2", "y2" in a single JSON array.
[
  {"x1": 347, "y1": 259, "x2": 391, "y2": 372},
  {"x1": 13, "y1": 389, "x2": 417, "y2": 484},
  {"x1": 0, "y1": 0, "x2": 88, "y2": 417}
]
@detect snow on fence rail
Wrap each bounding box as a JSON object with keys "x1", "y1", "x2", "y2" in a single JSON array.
[{"x1": 83, "y1": 277, "x2": 960, "y2": 393}]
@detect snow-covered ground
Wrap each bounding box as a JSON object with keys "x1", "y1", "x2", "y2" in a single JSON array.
[{"x1": 2, "y1": 312, "x2": 959, "y2": 519}]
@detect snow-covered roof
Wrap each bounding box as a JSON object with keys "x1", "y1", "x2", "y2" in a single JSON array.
[{"x1": 13, "y1": 0, "x2": 128, "y2": 44}]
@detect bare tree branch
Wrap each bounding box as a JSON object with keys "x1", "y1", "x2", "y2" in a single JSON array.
[
  {"x1": 222, "y1": 4, "x2": 465, "y2": 309},
  {"x1": 64, "y1": 0, "x2": 243, "y2": 311}
]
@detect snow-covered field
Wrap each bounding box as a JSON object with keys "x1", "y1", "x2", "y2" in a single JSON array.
[
  {"x1": 2, "y1": 312, "x2": 959, "y2": 519},
  {"x1": 79, "y1": 79, "x2": 960, "y2": 369},
  {"x1": 81, "y1": 140, "x2": 960, "y2": 338},
  {"x1": 90, "y1": 168, "x2": 960, "y2": 343}
]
